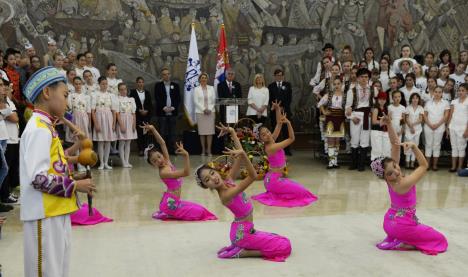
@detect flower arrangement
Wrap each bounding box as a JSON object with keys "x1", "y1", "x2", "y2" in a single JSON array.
[
  {"x1": 207, "y1": 155, "x2": 234, "y2": 180},
  {"x1": 227, "y1": 118, "x2": 288, "y2": 180}
]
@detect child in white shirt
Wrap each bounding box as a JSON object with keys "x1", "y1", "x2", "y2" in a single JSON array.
[
  {"x1": 448, "y1": 84, "x2": 468, "y2": 172},
  {"x1": 423, "y1": 87, "x2": 450, "y2": 170},
  {"x1": 404, "y1": 93, "x2": 424, "y2": 168}
]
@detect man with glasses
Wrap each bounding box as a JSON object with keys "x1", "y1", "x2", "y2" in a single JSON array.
[
  {"x1": 217, "y1": 69, "x2": 242, "y2": 124},
  {"x1": 268, "y1": 68, "x2": 293, "y2": 155},
  {"x1": 154, "y1": 68, "x2": 180, "y2": 154}
]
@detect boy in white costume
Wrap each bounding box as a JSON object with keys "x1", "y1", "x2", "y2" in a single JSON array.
[{"x1": 20, "y1": 66, "x2": 95, "y2": 277}]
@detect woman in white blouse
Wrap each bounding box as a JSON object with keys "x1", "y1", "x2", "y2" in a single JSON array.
[
  {"x1": 246, "y1": 74, "x2": 269, "y2": 124},
  {"x1": 194, "y1": 73, "x2": 216, "y2": 156}
]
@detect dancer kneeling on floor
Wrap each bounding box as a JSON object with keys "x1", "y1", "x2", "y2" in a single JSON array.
[
  {"x1": 371, "y1": 114, "x2": 448, "y2": 255},
  {"x1": 251, "y1": 100, "x2": 318, "y2": 207},
  {"x1": 195, "y1": 124, "x2": 291, "y2": 261},
  {"x1": 141, "y1": 122, "x2": 216, "y2": 221}
]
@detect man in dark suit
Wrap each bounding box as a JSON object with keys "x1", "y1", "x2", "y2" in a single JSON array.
[
  {"x1": 268, "y1": 68, "x2": 293, "y2": 155},
  {"x1": 129, "y1": 76, "x2": 152, "y2": 156},
  {"x1": 154, "y1": 67, "x2": 181, "y2": 154},
  {"x1": 217, "y1": 69, "x2": 242, "y2": 124}
]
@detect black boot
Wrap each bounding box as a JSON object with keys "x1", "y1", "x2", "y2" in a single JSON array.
[
  {"x1": 358, "y1": 147, "x2": 368, "y2": 171},
  {"x1": 348, "y1": 148, "x2": 358, "y2": 170}
]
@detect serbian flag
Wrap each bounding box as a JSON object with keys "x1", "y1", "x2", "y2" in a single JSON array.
[
  {"x1": 183, "y1": 24, "x2": 201, "y2": 126},
  {"x1": 214, "y1": 24, "x2": 230, "y2": 95}
]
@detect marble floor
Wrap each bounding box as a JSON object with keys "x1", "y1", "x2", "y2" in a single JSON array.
[{"x1": 1, "y1": 151, "x2": 467, "y2": 277}]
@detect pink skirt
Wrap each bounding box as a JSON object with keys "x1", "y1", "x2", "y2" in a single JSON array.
[
  {"x1": 70, "y1": 203, "x2": 113, "y2": 226},
  {"x1": 93, "y1": 108, "x2": 116, "y2": 141},
  {"x1": 117, "y1": 112, "x2": 137, "y2": 140},
  {"x1": 152, "y1": 192, "x2": 217, "y2": 221},
  {"x1": 376, "y1": 208, "x2": 448, "y2": 255},
  {"x1": 224, "y1": 221, "x2": 291, "y2": 262},
  {"x1": 251, "y1": 171, "x2": 318, "y2": 207},
  {"x1": 66, "y1": 111, "x2": 90, "y2": 142}
]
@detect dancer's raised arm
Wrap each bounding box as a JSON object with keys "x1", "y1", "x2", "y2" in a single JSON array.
[
  {"x1": 219, "y1": 148, "x2": 257, "y2": 204},
  {"x1": 271, "y1": 100, "x2": 282, "y2": 140},
  {"x1": 140, "y1": 122, "x2": 170, "y2": 161},
  {"x1": 393, "y1": 142, "x2": 428, "y2": 194},
  {"x1": 217, "y1": 123, "x2": 241, "y2": 149},
  {"x1": 160, "y1": 142, "x2": 191, "y2": 179},
  {"x1": 267, "y1": 111, "x2": 295, "y2": 154},
  {"x1": 382, "y1": 114, "x2": 401, "y2": 163},
  {"x1": 217, "y1": 123, "x2": 243, "y2": 180}
]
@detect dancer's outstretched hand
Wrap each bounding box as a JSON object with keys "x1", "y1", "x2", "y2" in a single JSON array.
[
  {"x1": 140, "y1": 122, "x2": 156, "y2": 134},
  {"x1": 175, "y1": 141, "x2": 188, "y2": 156},
  {"x1": 279, "y1": 111, "x2": 290, "y2": 124},
  {"x1": 399, "y1": 142, "x2": 416, "y2": 153},
  {"x1": 380, "y1": 113, "x2": 391, "y2": 126},
  {"x1": 216, "y1": 123, "x2": 234, "y2": 137},
  {"x1": 223, "y1": 147, "x2": 244, "y2": 158},
  {"x1": 271, "y1": 100, "x2": 281, "y2": 111}
]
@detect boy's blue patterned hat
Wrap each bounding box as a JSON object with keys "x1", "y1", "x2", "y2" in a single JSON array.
[{"x1": 23, "y1": 66, "x2": 67, "y2": 103}]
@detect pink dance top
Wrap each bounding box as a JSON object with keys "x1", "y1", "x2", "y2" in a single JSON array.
[
  {"x1": 268, "y1": 149, "x2": 286, "y2": 168},
  {"x1": 387, "y1": 183, "x2": 416, "y2": 209},
  {"x1": 224, "y1": 180, "x2": 253, "y2": 220},
  {"x1": 161, "y1": 165, "x2": 182, "y2": 191}
]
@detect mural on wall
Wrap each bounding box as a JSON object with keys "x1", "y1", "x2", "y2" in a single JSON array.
[{"x1": 1, "y1": 0, "x2": 468, "y2": 132}]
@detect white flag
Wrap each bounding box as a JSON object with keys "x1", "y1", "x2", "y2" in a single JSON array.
[{"x1": 183, "y1": 25, "x2": 201, "y2": 126}]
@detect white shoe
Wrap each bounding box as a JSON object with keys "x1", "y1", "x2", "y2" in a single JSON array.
[
  {"x1": 98, "y1": 165, "x2": 104, "y2": 170},
  {"x1": 104, "y1": 164, "x2": 113, "y2": 170},
  {"x1": 126, "y1": 163, "x2": 133, "y2": 168}
]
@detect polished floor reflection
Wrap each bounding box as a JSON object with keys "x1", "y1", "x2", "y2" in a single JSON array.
[{"x1": 1, "y1": 151, "x2": 467, "y2": 276}]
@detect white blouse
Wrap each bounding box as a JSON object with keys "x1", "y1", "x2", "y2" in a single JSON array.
[
  {"x1": 436, "y1": 78, "x2": 447, "y2": 87},
  {"x1": 92, "y1": 91, "x2": 118, "y2": 111},
  {"x1": 107, "y1": 77, "x2": 123, "y2": 96},
  {"x1": 449, "y1": 98, "x2": 468, "y2": 132},
  {"x1": 247, "y1": 86, "x2": 269, "y2": 116},
  {"x1": 75, "y1": 67, "x2": 85, "y2": 79},
  {"x1": 415, "y1": 77, "x2": 427, "y2": 92},
  {"x1": 117, "y1": 96, "x2": 136, "y2": 114},
  {"x1": 405, "y1": 105, "x2": 424, "y2": 133},
  {"x1": 68, "y1": 93, "x2": 91, "y2": 114},
  {"x1": 67, "y1": 83, "x2": 75, "y2": 94},
  {"x1": 388, "y1": 104, "x2": 406, "y2": 132},
  {"x1": 399, "y1": 86, "x2": 421, "y2": 104},
  {"x1": 5, "y1": 98, "x2": 18, "y2": 144},
  {"x1": 449, "y1": 73, "x2": 466, "y2": 90},
  {"x1": 317, "y1": 94, "x2": 343, "y2": 109},
  {"x1": 366, "y1": 60, "x2": 379, "y2": 71},
  {"x1": 84, "y1": 83, "x2": 99, "y2": 96},
  {"x1": 379, "y1": 71, "x2": 395, "y2": 92},
  {"x1": 424, "y1": 99, "x2": 450, "y2": 132}
]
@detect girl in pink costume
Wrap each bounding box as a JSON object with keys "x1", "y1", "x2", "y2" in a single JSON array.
[
  {"x1": 252, "y1": 101, "x2": 318, "y2": 207},
  {"x1": 141, "y1": 122, "x2": 216, "y2": 221},
  {"x1": 371, "y1": 115, "x2": 447, "y2": 255},
  {"x1": 196, "y1": 124, "x2": 291, "y2": 261},
  {"x1": 61, "y1": 117, "x2": 113, "y2": 226}
]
